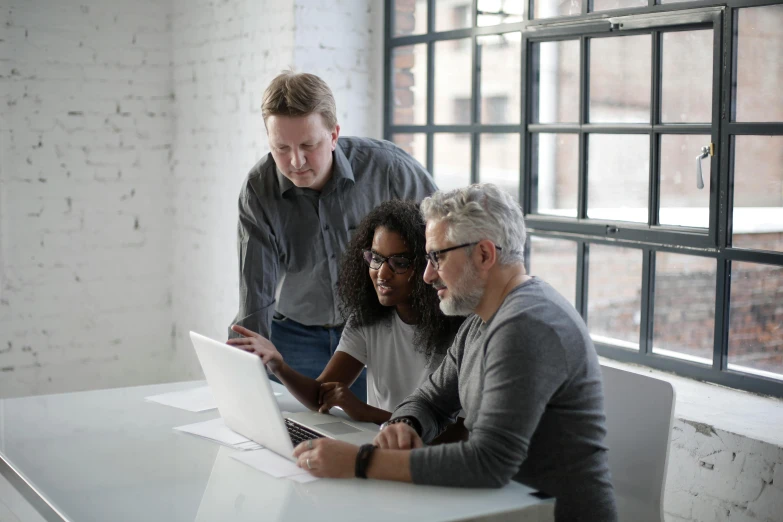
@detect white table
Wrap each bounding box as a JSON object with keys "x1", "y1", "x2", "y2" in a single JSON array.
[{"x1": 0, "y1": 381, "x2": 552, "y2": 522}]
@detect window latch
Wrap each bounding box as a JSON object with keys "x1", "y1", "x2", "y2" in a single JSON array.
[{"x1": 695, "y1": 144, "x2": 712, "y2": 190}]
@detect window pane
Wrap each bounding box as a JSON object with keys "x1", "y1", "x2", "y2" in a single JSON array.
[
  {"x1": 530, "y1": 236, "x2": 577, "y2": 307},
  {"x1": 393, "y1": 0, "x2": 427, "y2": 37},
  {"x1": 735, "y1": 5, "x2": 783, "y2": 122},
  {"x1": 592, "y1": 0, "x2": 646, "y2": 12},
  {"x1": 728, "y1": 262, "x2": 783, "y2": 381},
  {"x1": 587, "y1": 134, "x2": 650, "y2": 223},
  {"x1": 391, "y1": 134, "x2": 427, "y2": 169},
  {"x1": 433, "y1": 133, "x2": 471, "y2": 192},
  {"x1": 732, "y1": 136, "x2": 783, "y2": 253},
  {"x1": 435, "y1": 1, "x2": 472, "y2": 32},
  {"x1": 477, "y1": 0, "x2": 524, "y2": 26},
  {"x1": 478, "y1": 33, "x2": 521, "y2": 124},
  {"x1": 533, "y1": 0, "x2": 582, "y2": 18},
  {"x1": 392, "y1": 45, "x2": 427, "y2": 125},
  {"x1": 534, "y1": 40, "x2": 580, "y2": 124},
  {"x1": 533, "y1": 133, "x2": 579, "y2": 217},
  {"x1": 652, "y1": 252, "x2": 716, "y2": 365},
  {"x1": 478, "y1": 134, "x2": 519, "y2": 202},
  {"x1": 661, "y1": 30, "x2": 713, "y2": 123},
  {"x1": 659, "y1": 134, "x2": 711, "y2": 229},
  {"x1": 589, "y1": 35, "x2": 651, "y2": 123},
  {"x1": 434, "y1": 39, "x2": 472, "y2": 125},
  {"x1": 588, "y1": 244, "x2": 642, "y2": 349}
]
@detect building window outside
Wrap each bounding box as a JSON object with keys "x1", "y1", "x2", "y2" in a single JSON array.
[{"x1": 386, "y1": 1, "x2": 783, "y2": 398}]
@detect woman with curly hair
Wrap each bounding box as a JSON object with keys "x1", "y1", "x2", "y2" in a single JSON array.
[{"x1": 229, "y1": 200, "x2": 464, "y2": 425}]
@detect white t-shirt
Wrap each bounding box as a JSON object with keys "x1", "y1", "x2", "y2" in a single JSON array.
[{"x1": 336, "y1": 313, "x2": 444, "y2": 413}]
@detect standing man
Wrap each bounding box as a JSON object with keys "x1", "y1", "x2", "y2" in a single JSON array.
[
  {"x1": 229, "y1": 71, "x2": 437, "y2": 401},
  {"x1": 293, "y1": 184, "x2": 617, "y2": 522}
]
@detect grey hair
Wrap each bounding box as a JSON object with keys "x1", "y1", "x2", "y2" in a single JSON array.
[{"x1": 421, "y1": 183, "x2": 527, "y2": 266}]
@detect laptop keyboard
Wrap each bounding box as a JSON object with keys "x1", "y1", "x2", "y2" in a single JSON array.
[{"x1": 285, "y1": 418, "x2": 323, "y2": 446}]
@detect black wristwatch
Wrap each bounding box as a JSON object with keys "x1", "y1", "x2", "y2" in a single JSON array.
[{"x1": 379, "y1": 416, "x2": 422, "y2": 436}]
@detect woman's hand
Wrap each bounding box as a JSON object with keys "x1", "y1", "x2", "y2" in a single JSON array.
[
  {"x1": 318, "y1": 382, "x2": 371, "y2": 421},
  {"x1": 293, "y1": 438, "x2": 359, "y2": 478},
  {"x1": 227, "y1": 325, "x2": 284, "y2": 373}
]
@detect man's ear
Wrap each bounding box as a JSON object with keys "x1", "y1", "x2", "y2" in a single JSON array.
[
  {"x1": 475, "y1": 240, "x2": 499, "y2": 270},
  {"x1": 331, "y1": 124, "x2": 341, "y2": 151}
]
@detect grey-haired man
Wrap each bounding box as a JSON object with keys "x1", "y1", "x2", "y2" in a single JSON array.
[{"x1": 293, "y1": 184, "x2": 617, "y2": 522}]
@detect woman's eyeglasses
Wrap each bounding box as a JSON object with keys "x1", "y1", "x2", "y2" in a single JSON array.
[{"x1": 362, "y1": 250, "x2": 414, "y2": 274}]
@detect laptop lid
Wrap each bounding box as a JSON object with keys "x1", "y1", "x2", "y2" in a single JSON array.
[{"x1": 189, "y1": 331, "x2": 296, "y2": 460}]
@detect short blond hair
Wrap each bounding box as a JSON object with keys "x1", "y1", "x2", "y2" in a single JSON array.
[{"x1": 262, "y1": 70, "x2": 338, "y2": 130}]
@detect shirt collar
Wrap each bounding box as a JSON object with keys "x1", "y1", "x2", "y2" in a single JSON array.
[{"x1": 275, "y1": 140, "x2": 355, "y2": 197}]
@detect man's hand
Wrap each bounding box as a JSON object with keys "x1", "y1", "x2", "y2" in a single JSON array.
[
  {"x1": 293, "y1": 438, "x2": 358, "y2": 478},
  {"x1": 374, "y1": 422, "x2": 423, "y2": 450},
  {"x1": 226, "y1": 325, "x2": 284, "y2": 373},
  {"x1": 318, "y1": 382, "x2": 370, "y2": 420}
]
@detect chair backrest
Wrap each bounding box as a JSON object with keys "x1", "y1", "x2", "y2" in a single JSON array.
[{"x1": 601, "y1": 365, "x2": 676, "y2": 522}]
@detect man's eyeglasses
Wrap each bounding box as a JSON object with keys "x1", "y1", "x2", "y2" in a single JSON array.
[
  {"x1": 425, "y1": 242, "x2": 502, "y2": 270},
  {"x1": 362, "y1": 250, "x2": 414, "y2": 274}
]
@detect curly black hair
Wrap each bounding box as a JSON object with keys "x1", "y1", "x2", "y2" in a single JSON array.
[{"x1": 337, "y1": 199, "x2": 464, "y2": 362}]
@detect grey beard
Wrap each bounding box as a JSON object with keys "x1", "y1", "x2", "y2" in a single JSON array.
[
  {"x1": 439, "y1": 265, "x2": 484, "y2": 316},
  {"x1": 439, "y1": 288, "x2": 482, "y2": 316}
]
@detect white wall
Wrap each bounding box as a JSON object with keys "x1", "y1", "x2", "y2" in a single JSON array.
[
  {"x1": 0, "y1": 0, "x2": 384, "y2": 397},
  {"x1": 665, "y1": 420, "x2": 782, "y2": 522},
  {"x1": 0, "y1": 0, "x2": 175, "y2": 397}
]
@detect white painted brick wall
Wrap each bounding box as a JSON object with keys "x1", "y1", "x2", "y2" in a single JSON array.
[
  {"x1": 0, "y1": 0, "x2": 175, "y2": 397},
  {"x1": 665, "y1": 420, "x2": 782, "y2": 522}
]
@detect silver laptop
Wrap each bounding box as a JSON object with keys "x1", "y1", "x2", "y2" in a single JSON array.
[{"x1": 189, "y1": 331, "x2": 377, "y2": 462}]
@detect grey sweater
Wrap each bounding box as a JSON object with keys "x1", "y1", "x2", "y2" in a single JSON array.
[{"x1": 393, "y1": 278, "x2": 617, "y2": 521}]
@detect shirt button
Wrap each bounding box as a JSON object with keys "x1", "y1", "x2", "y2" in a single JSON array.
[
  {"x1": 324, "y1": 225, "x2": 330, "y2": 231},
  {"x1": 331, "y1": 254, "x2": 336, "y2": 259}
]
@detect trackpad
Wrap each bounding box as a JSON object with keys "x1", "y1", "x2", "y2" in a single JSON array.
[{"x1": 314, "y1": 421, "x2": 361, "y2": 435}]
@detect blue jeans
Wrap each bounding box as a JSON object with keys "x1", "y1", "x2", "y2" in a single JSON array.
[{"x1": 270, "y1": 315, "x2": 367, "y2": 403}]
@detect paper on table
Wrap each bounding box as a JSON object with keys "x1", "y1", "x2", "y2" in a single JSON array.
[
  {"x1": 146, "y1": 386, "x2": 282, "y2": 412},
  {"x1": 146, "y1": 386, "x2": 216, "y2": 412},
  {"x1": 174, "y1": 418, "x2": 263, "y2": 451},
  {"x1": 231, "y1": 449, "x2": 318, "y2": 481}
]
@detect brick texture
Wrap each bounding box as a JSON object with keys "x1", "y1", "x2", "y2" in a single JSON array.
[
  {"x1": 0, "y1": 0, "x2": 382, "y2": 396},
  {"x1": 0, "y1": 0, "x2": 175, "y2": 397}
]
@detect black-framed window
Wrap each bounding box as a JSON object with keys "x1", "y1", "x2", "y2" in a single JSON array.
[{"x1": 384, "y1": 0, "x2": 783, "y2": 398}]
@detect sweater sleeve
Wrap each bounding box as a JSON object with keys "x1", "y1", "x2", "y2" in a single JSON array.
[
  {"x1": 390, "y1": 334, "x2": 465, "y2": 442},
  {"x1": 408, "y1": 317, "x2": 569, "y2": 488}
]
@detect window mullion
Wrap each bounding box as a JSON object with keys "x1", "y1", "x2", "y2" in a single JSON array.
[
  {"x1": 640, "y1": 248, "x2": 655, "y2": 356},
  {"x1": 649, "y1": 30, "x2": 661, "y2": 227}
]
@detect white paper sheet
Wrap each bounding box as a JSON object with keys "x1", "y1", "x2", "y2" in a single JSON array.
[
  {"x1": 231, "y1": 449, "x2": 318, "y2": 481},
  {"x1": 146, "y1": 386, "x2": 217, "y2": 412},
  {"x1": 146, "y1": 386, "x2": 281, "y2": 412},
  {"x1": 174, "y1": 418, "x2": 263, "y2": 451}
]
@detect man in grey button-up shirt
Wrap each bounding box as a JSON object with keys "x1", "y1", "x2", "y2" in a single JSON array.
[{"x1": 229, "y1": 71, "x2": 436, "y2": 400}]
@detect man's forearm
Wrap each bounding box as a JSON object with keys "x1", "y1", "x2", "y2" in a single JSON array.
[{"x1": 366, "y1": 450, "x2": 413, "y2": 483}]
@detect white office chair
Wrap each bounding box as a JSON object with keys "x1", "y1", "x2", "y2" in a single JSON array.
[{"x1": 601, "y1": 364, "x2": 676, "y2": 522}]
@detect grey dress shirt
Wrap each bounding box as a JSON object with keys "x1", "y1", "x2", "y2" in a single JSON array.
[{"x1": 230, "y1": 136, "x2": 437, "y2": 339}]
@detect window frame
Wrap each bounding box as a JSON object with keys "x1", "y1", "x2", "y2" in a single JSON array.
[{"x1": 384, "y1": 0, "x2": 783, "y2": 398}]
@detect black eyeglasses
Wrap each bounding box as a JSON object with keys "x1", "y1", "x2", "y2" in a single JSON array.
[
  {"x1": 362, "y1": 250, "x2": 414, "y2": 274},
  {"x1": 425, "y1": 242, "x2": 502, "y2": 270}
]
